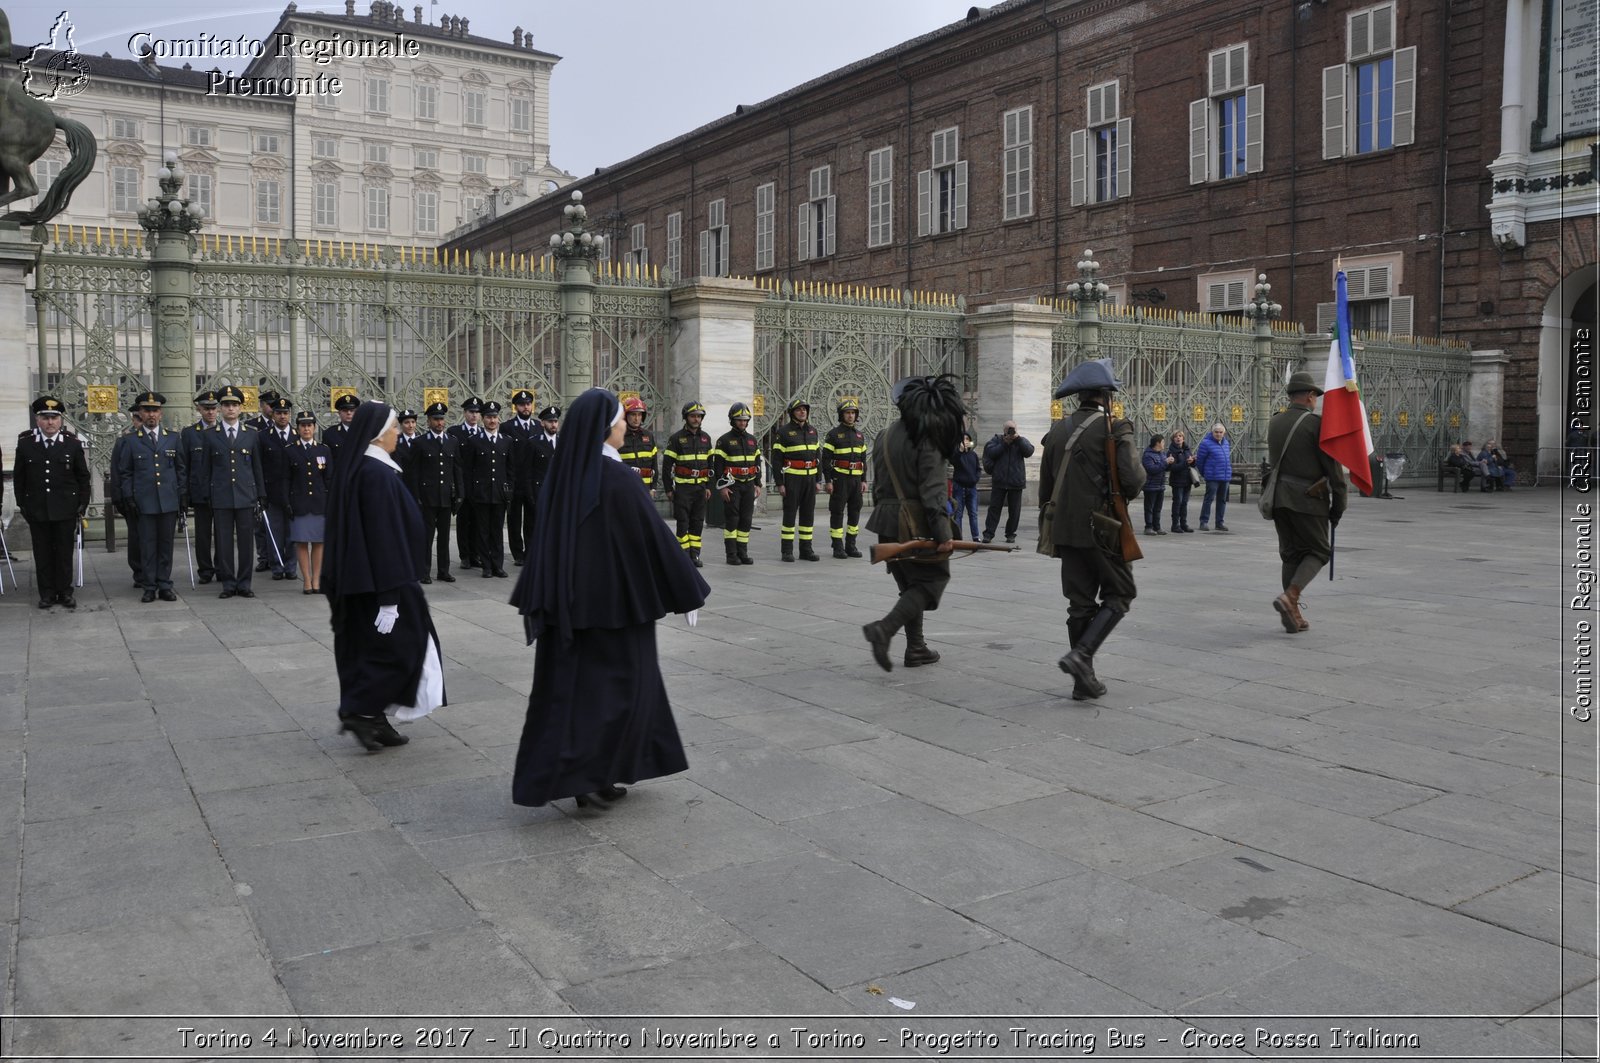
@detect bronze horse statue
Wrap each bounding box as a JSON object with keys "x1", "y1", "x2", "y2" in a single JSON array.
[{"x1": 0, "y1": 8, "x2": 96, "y2": 225}]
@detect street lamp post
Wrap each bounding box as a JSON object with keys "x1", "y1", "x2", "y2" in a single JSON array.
[
  {"x1": 547, "y1": 190, "x2": 606, "y2": 404},
  {"x1": 1241, "y1": 273, "x2": 1284, "y2": 466},
  {"x1": 137, "y1": 150, "x2": 205, "y2": 429}
]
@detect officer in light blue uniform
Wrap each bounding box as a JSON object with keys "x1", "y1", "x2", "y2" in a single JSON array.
[
  {"x1": 199, "y1": 385, "x2": 267, "y2": 598},
  {"x1": 116, "y1": 391, "x2": 187, "y2": 602}
]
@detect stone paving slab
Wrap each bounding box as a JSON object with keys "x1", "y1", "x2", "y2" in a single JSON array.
[{"x1": 2, "y1": 486, "x2": 1595, "y2": 1060}]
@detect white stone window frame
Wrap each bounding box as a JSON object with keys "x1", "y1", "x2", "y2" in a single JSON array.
[
  {"x1": 314, "y1": 180, "x2": 339, "y2": 228},
  {"x1": 255, "y1": 132, "x2": 282, "y2": 155},
  {"x1": 366, "y1": 184, "x2": 390, "y2": 231},
  {"x1": 110, "y1": 163, "x2": 142, "y2": 214},
  {"x1": 416, "y1": 82, "x2": 439, "y2": 121},
  {"x1": 255, "y1": 177, "x2": 282, "y2": 224},
  {"x1": 464, "y1": 88, "x2": 488, "y2": 128},
  {"x1": 1070, "y1": 80, "x2": 1132, "y2": 205},
  {"x1": 313, "y1": 136, "x2": 338, "y2": 159},
  {"x1": 1198, "y1": 268, "x2": 1255, "y2": 313},
  {"x1": 1322, "y1": 1, "x2": 1417, "y2": 159},
  {"x1": 111, "y1": 117, "x2": 141, "y2": 141},
  {"x1": 1190, "y1": 44, "x2": 1264, "y2": 184},
  {"x1": 867, "y1": 146, "x2": 893, "y2": 248},
  {"x1": 797, "y1": 165, "x2": 835, "y2": 261},
  {"x1": 627, "y1": 221, "x2": 649, "y2": 268},
  {"x1": 462, "y1": 152, "x2": 487, "y2": 176},
  {"x1": 415, "y1": 187, "x2": 439, "y2": 235},
  {"x1": 1003, "y1": 105, "x2": 1033, "y2": 220},
  {"x1": 917, "y1": 126, "x2": 968, "y2": 236},
  {"x1": 367, "y1": 75, "x2": 390, "y2": 116},
  {"x1": 415, "y1": 148, "x2": 438, "y2": 171},
  {"x1": 185, "y1": 125, "x2": 214, "y2": 148},
  {"x1": 510, "y1": 95, "x2": 533, "y2": 134}
]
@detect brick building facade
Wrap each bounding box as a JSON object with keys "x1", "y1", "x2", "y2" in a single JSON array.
[{"x1": 453, "y1": 0, "x2": 1599, "y2": 468}]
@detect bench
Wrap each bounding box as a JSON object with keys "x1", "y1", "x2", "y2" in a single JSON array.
[{"x1": 1437, "y1": 461, "x2": 1475, "y2": 493}]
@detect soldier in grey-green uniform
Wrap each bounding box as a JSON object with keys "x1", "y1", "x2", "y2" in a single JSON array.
[{"x1": 1265, "y1": 371, "x2": 1348, "y2": 633}]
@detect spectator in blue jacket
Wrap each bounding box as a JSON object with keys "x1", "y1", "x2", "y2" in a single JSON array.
[
  {"x1": 949, "y1": 432, "x2": 982, "y2": 540},
  {"x1": 1167, "y1": 429, "x2": 1195, "y2": 532},
  {"x1": 1194, "y1": 423, "x2": 1233, "y2": 531},
  {"x1": 981, "y1": 421, "x2": 1034, "y2": 544},
  {"x1": 1140, "y1": 434, "x2": 1171, "y2": 534}
]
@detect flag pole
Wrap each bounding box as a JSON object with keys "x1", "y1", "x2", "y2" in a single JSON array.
[{"x1": 1329, "y1": 523, "x2": 1336, "y2": 580}]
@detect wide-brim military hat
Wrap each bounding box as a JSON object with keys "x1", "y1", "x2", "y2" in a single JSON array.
[
  {"x1": 216, "y1": 385, "x2": 246, "y2": 403},
  {"x1": 333, "y1": 394, "x2": 361, "y2": 412},
  {"x1": 538, "y1": 405, "x2": 561, "y2": 421},
  {"x1": 511, "y1": 389, "x2": 535, "y2": 405},
  {"x1": 294, "y1": 411, "x2": 317, "y2": 425},
  {"x1": 31, "y1": 396, "x2": 66, "y2": 416},
  {"x1": 425, "y1": 402, "x2": 449, "y2": 418},
  {"x1": 195, "y1": 390, "x2": 219, "y2": 407},
  {"x1": 463, "y1": 397, "x2": 484, "y2": 413},
  {"x1": 133, "y1": 390, "x2": 167, "y2": 410},
  {"x1": 398, "y1": 409, "x2": 418, "y2": 421},
  {"x1": 1053, "y1": 358, "x2": 1121, "y2": 398},
  {"x1": 1285, "y1": 371, "x2": 1324, "y2": 396},
  {"x1": 268, "y1": 397, "x2": 293, "y2": 413},
  {"x1": 482, "y1": 401, "x2": 503, "y2": 416}
]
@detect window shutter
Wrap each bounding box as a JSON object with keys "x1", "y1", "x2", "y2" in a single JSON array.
[
  {"x1": 718, "y1": 227, "x2": 729, "y2": 276},
  {"x1": 1348, "y1": 9, "x2": 1371, "y2": 59},
  {"x1": 1387, "y1": 295, "x2": 1414, "y2": 336},
  {"x1": 1226, "y1": 279, "x2": 1246, "y2": 308},
  {"x1": 1115, "y1": 117, "x2": 1132, "y2": 198},
  {"x1": 1070, "y1": 129, "x2": 1087, "y2": 206},
  {"x1": 1392, "y1": 46, "x2": 1418, "y2": 145},
  {"x1": 917, "y1": 169, "x2": 931, "y2": 236},
  {"x1": 698, "y1": 230, "x2": 709, "y2": 277},
  {"x1": 1189, "y1": 99, "x2": 1210, "y2": 184},
  {"x1": 1245, "y1": 84, "x2": 1265, "y2": 172},
  {"x1": 1316, "y1": 301, "x2": 1335, "y2": 333},
  {"x1": 1207, "y1": 282, "x2": 1228, "y2": 311},
  {"x1": 1209, "y1": 51, "x2": 1230, "y2": 96},
  {"x1": 1346, "y1": 268, "x2": 1367, "y2": 298},
  {"x1": 953, "y1": 160, "x2": 968, "y2": 229},
  {"x1": 1230, "y1": 45, "x2": 1248, "y2": 91},
  {"x1": 1371, "y1": 4, "x2": 1396, "y2": 54},
  {"x1": 797, "y1": 202, "x2": 812, "y2": 261},
  {"x1": 1322, "y1": 65, "x2": 1347, "y2": 159},
  {"x1": 1087, "y1": 85, "x2": 1104, "y2": 127},
  {"x1": 824, "y1": 196, "x2": 836, "y2": 256}
]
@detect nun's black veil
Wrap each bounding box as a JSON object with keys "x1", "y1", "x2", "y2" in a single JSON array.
[{"x1": 322, "y1": 400, "x2": 407, "y2": 600}]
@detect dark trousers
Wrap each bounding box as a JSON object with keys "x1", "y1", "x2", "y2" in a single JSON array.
[
  {"x1": 828, "y1": 478, "x2": 863, "y2": 540},
  {"x1": 213, "y1": 506, "x2": 257, "y2": 592},
  {"x1": 422, "y1": 505, "x2": 453, "y2": 575},
  {"x1": 722, "y1": 482, "x2": 757, "y2": 542},
  {"x1": 878, "y1": 533, "x2": 950, "y2": 635},
  {"x1": 1143, "y1": 489, "x2": 1165, "y2": 529},
  {"x1": 122, "y1": 508, "x2": 143, "y2": 582},
  {"x1": 671, "y1": 484, "x2": 708, "y2": 551},
  {"x1": 456, "y1": 501, "x2": 478, "y2": 567},
  {"x1": 1273, "y1": 510, "x2": 1331, "y2": 589},
  {"x1": 264, "y1": 503, "x2": 296, "y2": 577},
  {"x1": 780, "y1": 477, "x2": 818, "y2": 550},
  {"x1": 1199, "y1": 480, "x2": 1229, "y2": 526},
  {"x1": 506, "y1": 494, "x2": 535, "y2": 561},
  {"x1": 985, "y1": 486, "x2": 1022, "y2": 541},
  {"x1": 30, "y1": 517, "x2": 75, "y2": 601},
  {"x1": 1170, "y1": 484, "x2": 1192, "y2": 529},
  {"x1": 136, "y1": 510, "x2": 178, "y2": 591},
  {"x1": 192, "y1": 503, "x2": 215, "y2": 580},
  {"x1": 1059, "y1": 545, "x2": 1138, "y2": 619},
  {"x1": 474, "y1": 502, "x2": 506, "y2": 571}
]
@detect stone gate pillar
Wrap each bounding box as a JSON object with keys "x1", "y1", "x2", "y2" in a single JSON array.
[
  {"x1": 668, "y1": 277, "x2": 765, "y2": 417},
  {"x1": 137, "y1": 152, "x2": 205, "y2": 428},
  {"x1": 0, "y1": 222, "x2": 42, "y2": 441},
  {"x1": 971, "y1": 302, "x2": 1060, "y2": 504}
]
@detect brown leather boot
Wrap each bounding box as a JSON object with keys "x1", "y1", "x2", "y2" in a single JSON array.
[{"x1": 1273, "y1": 584, "x2": 1307, "y2": 633}]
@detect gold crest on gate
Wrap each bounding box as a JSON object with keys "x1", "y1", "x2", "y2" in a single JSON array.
[
  {"x1": 422, "y1": 387, "x2": 450, "y2": 410},
  {"x1": 86, "y1": 386, "x2": 119, "y2": 415}
]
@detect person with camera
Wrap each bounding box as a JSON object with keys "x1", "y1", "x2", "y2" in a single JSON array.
[{"x1": 981, "y1": 420, "x2": 1034, "y2": 544}]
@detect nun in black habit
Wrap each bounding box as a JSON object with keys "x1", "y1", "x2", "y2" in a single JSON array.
[
  {"x1": 324, "y1": 400, "x2": 446, "y2": 752},
  {"x1": 510, "y1": 387, "x2": 709, "y2": 809}
]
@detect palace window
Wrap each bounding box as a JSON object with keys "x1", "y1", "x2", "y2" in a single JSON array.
[
  {"x1": 367, "y1": 77, "x2": 390, "y2": 115},
  {"x1": 188, "y1": 173, "x2": 212, "y2": 217},
  {"x1": 255, "y1": 133, "x2": 281, "y2": 154},
  {"x1": 510, "y1": 95, "x2": 533, "y2": 133},
  {"x1": 627, "y1": 222, "x2": 648, "y2": 268},
  {"x1": 315, "y1": 181, "x2": 338, "y2": 227},
  {"x1": 1323, "y1": 2, "x2": 1416, "y2": 157},
  {"x1": 111, "y1": 117, "x2": 140, "y2": 140},
  {"x1": 666, "y1": 211, "x2": 682, "y2": 278},
  {"x1": 867, "y1": 146, "x2": 893, "y2": 247},
  {"x1": 797, "y1": 165, "x2": 835, "y2": 260},
  {"x1": 415, "y1": 189, "x2": 438, "y2": 234},
  {"x1": 366, "y1": 143, "x2": 390, "y2": 165},
  {"x1": 1003, "y1": 106, "x2": 1033, "y2": 219},
  {"x1": 1191, "y1": 44, "x2": 1264, "y2": 183},
  {"x1": 1071, "y1": 81, "x2": 1132, "y2": 204},
  {"x1": 1315, "y1": 256, "x2": 1414, "y2": 336},
  {"x1": 1198, "y1": 269, "x2": 1254, "y2": 313},
  {"x1": 754, "y1": 183, "x2": 774, "y2": 271},
  {"x1": 416, "y1": 83, "x2": 438, "y2": 120},
  {"x1": 313, "y1": 136, "x2": 338, "y2": 159},
  {"x1": 185, "y1": 126, "x2": 213, "y2": 147},
  {"x1": 463, "y1": 153, "x2": 487, "y2": 175},
  {"x1": 699, "y1": 198, "x2": 729, "y2": 277},
  {"x1": 255, "y1": 179, "x2": 281, "y2": 224},
  {"x1": 366, "y1": 186, "x2": 389, "y2": 231},
  {"x1": 415, "y1": 148, "x2": 438, "y2": 170},
  {"x1": 111, "y1": 166, "x2": 141, "y2": 213},
  {"x1": 464, "y1": 89, "x2": 486, "y2": 127},
  {"x1": 917, "y1": 127, "x2": 967, "y2": 236}
]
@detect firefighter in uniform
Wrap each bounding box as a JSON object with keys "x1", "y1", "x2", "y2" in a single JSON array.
[
  {"x1": 771, "y1": 398, "x2": 825, "y2": 561},
  {"x1": 662, "y1": 401, "x2": 714, "y2": 568},
  {"x1": 116, "y1": 391, "x2": 187, "y2": 602},
  {"x1": 502, "y1": 389, "x2": 538, "y2": 565},
  {"x1": 617, "y1": 397, "x2": 659, "y2": 494},
  {"x1": 712, "y1": 402, "x2": 762, "y2": 566},
  {"x1": 408, "y1": 402, "x2": 463, "y2": 583},
  {"x1": 182, "y1": 391, "x2": 220, "y2": 583},
  {"x1": 823, "y1": 398, "x2": 867, "y2": 558},
  {"x1": 463, "y1": 400, "x2": 513, "y2": 577},
  {"x1": 15, "y1": 396, "x2": 91, "y2": 609},
  {"x1": 448, "y1": 397, "x2": 485, "y2": 570},
  {"x1": 1038, "y1": 358, "x2": 1145, "y2": 701}
]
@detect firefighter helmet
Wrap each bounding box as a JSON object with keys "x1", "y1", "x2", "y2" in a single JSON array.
[
  {"x1": 836, "y1": 398, "x2": 860, "y2": 420},
  {"x1": 623, "y1": 397, "x2": 647, "y2": 415},
  {"x1": 681, "y1": 401, "x2": 707, "y2": 419},
  {"x1": 786, "y1": 398, "x2": 810, "y2": 416},
  {"x1": 728, "y1": 402, "x2": 753, "y2": 422}
]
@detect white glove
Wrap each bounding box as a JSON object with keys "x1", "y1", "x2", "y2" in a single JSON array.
[
  {"x1": 375, "y1": 604, "x2": 399, "y2": 635},
  {"x1": 684, "y1": 609, "x2": 699, "y2": 628}
]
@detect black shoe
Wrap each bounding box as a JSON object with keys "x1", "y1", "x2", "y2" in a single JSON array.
[
  {"x1": 904, "y1": 644, "x2": 941, "y2": 667},
  {"x1": 255, "y1": 560, "x2": 271, "y2": 572},
  {"x1": 493, "y1": 569, "x2": 509, "y2": 578},
  {"x1": 1005, "y1": 537, "x2": 1016, "y2": 544},
  {"x1": 782, "y1": 550, "x2": 795, "y2": 563},
  {"x1": 271, "y1": 571, "x2": 287, "y2": 580},
  {"x1": 158, "y1": 589, "x2": 177, "y2": 602},
  {"x1": 483, "y1": 568, "x2": 494, "y2": 578},
  {"x1": 1059, "y1": 607, "x2": 1123, "y2": 699},
  {"x1": 739, "y1": 549, "x2": 754, "y2": 566},
  {"x1": 862, "y1": 621, "x2": 894, "y2": 672},
  {"x1": 1215, "y1": 523, "x2": 1229, "y2": 532},
  {"x1": 799, "y1": 547, "x2": 820, "y2": 562},
  {"x1": 197, "y1": 575, "x2": 213, "y2": 585},
  {"x1": 596, "y1": 784, "x2": 628, "y2": 801},
  {"x1": 437, "y1": 572, "x2": 456, "y2": 582},
  {"x1": 37, "y1": 598, "x2": 52, "y2": 610},
  {"x1": 219, "y1": 589, "x2": 236, "y2": 599},
  {"x1": 981, "y1": 534, "x2": 994, "y2": 544},
  {"x1": 515, "y1": 558, "x2": 525, "y2": 566},
  {"x1": 338, "y1": 715, "x2": 386, "y2": 753},
  {"x1": 371, "y1": 716, "x2": 410, "y2": 747},
  {"x1": 574, "y1": 792, "x2": 615, "y2": 810},
  {"x1": 236, "y1": 589, "x2": 256, "y2": 598},
  {"x1": 60, "y1": 594, "x2": 77, "y2": 610},
  {"x1": 1155, "y1": 528, "x2": 1167, "y2": 535},
  {"x1": 691, "y1": 555, "x2": 704, "y2": 569},
  {"x1": 141, "y1": 590, "x2": 157, "y2": 603},
  {"x1": 833, "y1": 543, "x2": 848, "y2": 559},
  {"x1": 421, "y1": 575, "x2": 432, "y2": 584}
]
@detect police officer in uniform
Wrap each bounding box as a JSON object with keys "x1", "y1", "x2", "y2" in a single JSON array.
[
  {"x1": 513, "y1": 403, "x2": 560, "y2": 548},
  {"x1": 201, "y1": 385, "x2": 268, "y2": 598},
  {"x1": 1038, "y1": 358, "x2": 1144, "y2": 701},
  {"x1": 448, "y1": 396, "x2": 485, "y2": 570},
  {"x1": 617, "y1": 397, "x2": 659, "y2": 494},
  {"x1": 1266, "y1": 371, "x2": 1348, "y2": 633},
  {"x1": 463, "y1": 399, "x2": 513, "y2": 577},
  {"x1": 823, "y1": 398, "x2": 868, "y2": 559},
  {"x1": 249, "y1": 391, "x2": 282, "y2": 574},
  {"x1": 14, "y1": 396, "x2": 91, "y2": 609},
  {"x1": 323, "y1": 393, "x2": 360, "y2": 467},
  {"x1": 108, "y1": 399, "x2": 147, "y2": 588},
  {"x1": 771, "y1": 398, "x2": 825, "y2": 562},
  {"x1": 259, "y1": 396, "x2": 299, "y2": 581},
  {"x1": 246, "y1": 390, "x2": 278, "y2": 434},
  {"x1": 502, "y1": 390, "x2": 539, "y2": 565},
  {"x1": 662, "y1": 401, "x2": 714, "y2": 568},
  {"x1": 117, "y1": 391, "x2": 187, "y2": 602},
  {"x1": 712, "y1": 403, "x2": 763, "y2": 566},
  {"x1": 182, "y1": 391, "x2": 220, "y2": 583},
  {"x1": 408, "y1": 402, "x2": 462, "y2": 583},
  {"x1": 285, "y1": 410, "x2": 331, "y2": 594}
]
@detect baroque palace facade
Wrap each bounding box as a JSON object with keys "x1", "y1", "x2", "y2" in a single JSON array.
[
  {"x1": 452, "y1": 0, "x2": 1598, "y2": 467},
  {"x1": 17, "y1": 1, "x2": 570, "y2": 245}
]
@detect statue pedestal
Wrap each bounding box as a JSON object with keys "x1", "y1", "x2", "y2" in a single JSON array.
[{"x1": 0, "y1": 222, "x2": 42, "y2": 443}]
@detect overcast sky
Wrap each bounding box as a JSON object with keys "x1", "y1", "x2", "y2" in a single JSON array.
[{"x1": 22, "y1": 0, "x2": 962, "y2": 177}]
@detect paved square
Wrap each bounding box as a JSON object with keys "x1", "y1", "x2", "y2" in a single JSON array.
[{"x1": 1, "y1": 485, "x2": 1594, "y2": 1059}]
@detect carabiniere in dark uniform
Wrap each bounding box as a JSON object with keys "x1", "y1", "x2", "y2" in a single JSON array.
[
  {"x1": 115, "y1": 390, "x2": 186, "y2": 602},
  {"x1": 14, "y1": 396, "x2": 91, "y2": 609},
  {"x1": 463, "y1": 400, "x2": 513, "y2": 578},
  {"x1": 406, "y1": 401, "x2": 463, "y2": 583},
  {"x1": 182, "y1": 391, "x2": 220, "y2": 583}
]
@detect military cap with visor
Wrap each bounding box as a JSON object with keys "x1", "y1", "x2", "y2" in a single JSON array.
[
  {"x1": 31, "y1": 396, "x2": 66, "y2": 416},
  {"x1": 538, "y1": 405, "x2": 561, "y2": 421},
  {"x1": 333, "y1": 393, "x2": 361, "y2": 412}
]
